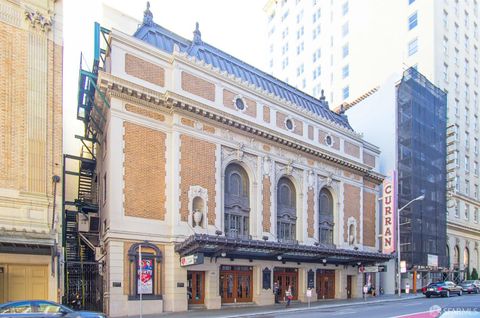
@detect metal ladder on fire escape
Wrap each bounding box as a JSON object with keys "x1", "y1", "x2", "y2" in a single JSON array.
[{"x1": 62, "y1": 22, "x2": 110, "y2": 312}]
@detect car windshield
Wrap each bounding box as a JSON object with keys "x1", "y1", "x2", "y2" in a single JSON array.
[{"x1": 0, "y1": 302, "x2": 32, "y2": 314}]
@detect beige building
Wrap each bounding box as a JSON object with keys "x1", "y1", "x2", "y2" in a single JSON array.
[
  {"x1": 88, "y1": 6, "x2": 392, "y2": 316},
  {"x1": 0, "y1": 0, "x2": 63, "y2": 303}
]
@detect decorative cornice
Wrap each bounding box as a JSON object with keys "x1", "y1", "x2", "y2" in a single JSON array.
[{"x1": 98, "y1": 72, "x2": 384, "y2": 183}]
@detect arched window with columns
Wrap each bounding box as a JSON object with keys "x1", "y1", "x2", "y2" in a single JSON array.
[
  {"x1": 446, "y1": 245, "x2": 450, "y2": 268},
  {"x1": 277, "y1": 177, "x2": 296, "y2": 242},
  {"x1": 453, "y1": 245, "x2": 460, "y2": 269},
  {"x1": 319, "y1": 188, "x2": 334, "y2": 245},
  {"x1": 224, "y1": 163, "x2": 250, "y2": 239},
  {"x1": 464, "y1": 247, "x2": 470, "y2": 269}
]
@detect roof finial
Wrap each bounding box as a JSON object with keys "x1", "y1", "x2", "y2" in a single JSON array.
[
  {"x1": 143, "y1": 1, "x2": 154, "y2": 26},
  {"x1": 319, "y1": 89, "x2": 325, "y2": 101},
  {"x1": 193, "y1": 22, "x2": 203, "y2": 45}
]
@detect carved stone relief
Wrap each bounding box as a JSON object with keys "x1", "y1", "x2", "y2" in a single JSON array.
[{"x1": 24, "y1": 7, "x2": 52, "y2": 32}]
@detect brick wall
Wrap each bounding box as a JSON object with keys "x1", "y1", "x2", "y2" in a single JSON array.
[
  {"x1": 124, "y1": 123, "x2": 166, "y2": 220},
  {"x1": 262, "y1": 176, "x2": 271, "y2": 232},
  {"x1": 308, "y1": 125, "x2": 314, "y2": 140},
  {"x1": 0, "y1": 23, "x2": 62, "y2": 194},
  {"x1": 263, "y1": 105, "x2": 270, "y2": 123},
  {"x1": 180, "y1": 135, "x2": 216, "y2": 224},
  {"x1": 223, "y1": 89, "x2": 257, "y2": 117},
  {"x1": 344, "y1": 141, "x2": 360, "y2": 158},
  {"x1": 276, "y1": 112, "x2": 303, "y2": 136},
  {"x1": 318, "y1": 130, "x2": 340, "y2": 150},
  {"x1": 181, "y1": 71, "x2": 215, "y2": 102},
  {"x1": 363, "y1": 190, "x2": 376, "y2": 247},
  {"x1": 125, "y1": 53, "x2": 165, "y2": 87},
  {"x1": 307, "y1": 188, "x2": 315, "y2": 238},
  {"x1": 126, "y1": 104, "x2": 165, "y2": 122},
  {"x1": 343, "y1": 183, "x2": 360, "y2": 243},
  {"x1": 363, "y1": 152, "x2": 376, "y2": 167}
]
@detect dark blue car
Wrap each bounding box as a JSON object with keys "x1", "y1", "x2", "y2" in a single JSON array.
[{"x1": 0, "y1": 301, "x2": 105, "y2": 318}]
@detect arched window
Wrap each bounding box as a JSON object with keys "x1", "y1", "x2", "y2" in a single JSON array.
[
  {"x1": 475, "y1": 249, "x2": 479, "y2": 270},
  {"x1": 464, "y1": 247, "x2": 470, "y2": 269},
  {"x1": 224, "y1": 163, "x2": 250, "y2": 239},
  {"x1": 446, "y1": 245, "x2": 450, "y2": 268},
  {"x1": 127, "y1": 242, "x2": 162, "y2": 299},
  {"x1": 277, "y1": 177, "x2": 296, "y2": 243},
  {"x1": 454, "y1": 245, "x2": 460, "y2": 269},
  {"x1": 319, "y1": 188, "x2": 334, "y2": 245}
]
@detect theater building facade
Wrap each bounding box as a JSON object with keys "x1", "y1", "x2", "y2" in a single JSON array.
[{"x1": 95, "y1": 7, "x2": 392, "y2": 317}]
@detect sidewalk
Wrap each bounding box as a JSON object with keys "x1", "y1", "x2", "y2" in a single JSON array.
[{"x1": 123, "y1": 294, "x2": 423, "y2": 318}]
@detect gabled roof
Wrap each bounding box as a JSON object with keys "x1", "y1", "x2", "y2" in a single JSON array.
[{"x1": 133, "y1": 6, "x2": 353, "y2": 131}]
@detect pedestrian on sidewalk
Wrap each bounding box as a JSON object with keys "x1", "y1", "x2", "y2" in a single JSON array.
[
  {"x1": 363, "y1": 284, "x2": 368, "y2": 301},
  {"x1": 285, "y1": 285, "x2": 293, "y2": 308},
  {"x1": 273, "y1": 281, "x2": 280, "y2": 304}
]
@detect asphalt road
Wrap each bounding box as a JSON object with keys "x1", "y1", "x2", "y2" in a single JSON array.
[{"x1": 252, "y1": 293, "x2": 480, "y2": 318}]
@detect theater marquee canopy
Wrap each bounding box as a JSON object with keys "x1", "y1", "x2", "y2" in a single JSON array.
[{"x1": 175, "y1": 234, "x2": 393, "y2": 265}]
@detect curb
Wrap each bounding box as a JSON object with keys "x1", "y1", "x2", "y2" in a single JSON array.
[{"x1": 218, "y1": 296, "x2": 424, "y2": 318}]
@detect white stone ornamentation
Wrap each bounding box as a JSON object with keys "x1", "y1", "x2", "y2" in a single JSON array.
[
  {"x1": 24, "y1": 8, "x2": 52, "y2": 32},
  {"x1": 188, "y1": 185, "x2": 208, "y2": 229}
]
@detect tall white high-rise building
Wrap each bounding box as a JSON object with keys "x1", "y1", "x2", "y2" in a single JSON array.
[{"x1": 265, "y1": 0, "x2": 480, "y2": 278}]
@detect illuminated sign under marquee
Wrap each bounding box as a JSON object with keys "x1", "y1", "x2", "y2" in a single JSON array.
[{"x1": 382, "y1": 171, "x2": 396, "y2": 254}]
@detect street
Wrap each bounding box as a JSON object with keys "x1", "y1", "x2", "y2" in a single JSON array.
[{"x1": 251, "y1": 294, "x2": 480, "y2": 318}]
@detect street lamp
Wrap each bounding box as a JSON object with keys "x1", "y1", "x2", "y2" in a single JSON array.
[{"x1": 396, "y1": 194, "x2": 425, "y2": 296}]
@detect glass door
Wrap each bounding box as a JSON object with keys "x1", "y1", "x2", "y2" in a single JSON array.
[{"x1": 187, "y1": 271, "x2": 205, "y2": 305}]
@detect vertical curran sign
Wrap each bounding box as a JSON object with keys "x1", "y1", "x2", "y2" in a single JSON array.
[{"x1": 382, "y1": 171, "x2": 397, "y2": 254}]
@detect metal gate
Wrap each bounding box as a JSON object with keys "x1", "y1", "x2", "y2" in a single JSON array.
[{"x1": 64, "y1": 261, "x2": 103, "y2": 312}]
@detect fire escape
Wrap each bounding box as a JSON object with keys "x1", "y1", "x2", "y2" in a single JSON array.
[{"x1": 62, "y1": 23, "x2": 110, "y2": 312}]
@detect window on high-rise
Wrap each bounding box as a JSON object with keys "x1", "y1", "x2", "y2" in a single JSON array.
[
  {"x1": 313, "y1": 48, "x2": 321, "y2": 62},
  {"x1": 465, "y1": 35, "x2": 470, "y2": 51},
  {"x1": 475, "y1": 46, "x2": 478, "y2": 61},
  {"x1": 465, "y1": 204, "x2": 470, "y2": 220},
  {"x1": 475, "y1": 23, "x2": 478, "y2": 38},
  {"x1": 455, "y1": 200, "x2": 460, "y2": 217},
  {"x1": 408, "y1": 38, "x2": 418, "y2": 56},
  {"x1": 454, "y1": 48, "x2": 459, "y2": 65},
  {"x1": 475, "y1": 69, "x2": 479, "y2": 86},
  {"x1": 342, "y1": 44, "x2": 349, "y2": 57},
  {"x1": 475, "y1": 137, "x2": 479, "y2": 154},
  {"x1": 475, "y1": 116, "x2": 479, "y2": 131},
  {"x1": 443, "y1": 10, "x2": 448, "y2": 28},
  {"x1": 342, "y1": 65, "x2": 349, "y2": 78},
  {"x1": 342, "y1": 2, "x2": 349, "y2": 15},
  {"x1": 465, "y1": 11, "x2": 469, "y2": 28},
  {"x1": 408, "y1": 12, "x2": 418, "y2": 30},
  {"x1": 476, "y1": 184, "x2": 479, "y2": 198},
  {"x1": 475, "y1": 162, "x2": 479, "y2": 175},
  {"x1": 443, "y1": 37, "x2": 448, "y2": 55},
  {"x1": 443, "y1": 63, "x2": 449, "y2": 81},
  {"x1": 342, "y1": 22, "x2": 349, "y2": 37},
  {"x1": 455, "y1": 74, "x2": 459, "y2": 91},
  {"x1": 454, "y1": 23, "x2": 459, "y2": 41},
  {"x1": 312, "y1": 8, "x2": 320, "y2": 23},
  {"x1": 343, "y1": 86, "x2": 349, "y2": 99},
  {"x1": 465, "y1": 155, "x2": 470, "y2": 172},
  {"x1": 465, "y1": 59, "x2": 470, "y2": 77},
  {"x1": 466, "y1": 84, "x2": 470, "y2": 101},
  {"x1": 465, "y1": 131, "x2": 470, "y2": 148},
  {"x1": 475, "y1": 208, "x2": 479, "y2": 223},
  {"x1": 466, "y1": 180, "x2": 470, "y2": 196}
]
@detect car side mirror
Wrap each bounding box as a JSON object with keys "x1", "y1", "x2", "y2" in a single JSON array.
[{"x1": 59, "y1": 309, "x2": 69, "y2": 316}]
